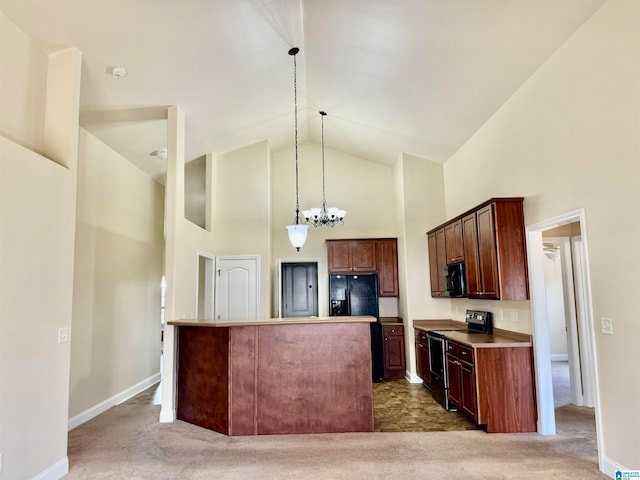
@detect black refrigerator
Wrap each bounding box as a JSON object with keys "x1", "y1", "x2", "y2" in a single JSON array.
[{"x1": 328, "y1": 273, "x2": 383, "y2": 382}]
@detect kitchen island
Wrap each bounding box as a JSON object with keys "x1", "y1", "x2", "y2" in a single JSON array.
[{"x1": 168, "y1": 316, "x2": 375, "y2": 436}]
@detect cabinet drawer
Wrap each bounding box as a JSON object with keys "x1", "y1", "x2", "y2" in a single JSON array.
[
  {"x1": 416, "y1": 331, "x2": 428, "y2": 343},
  {"x1": 383, "y1": 325, "x2": 403, "y2": 336},
  {"x1": 459, "y1": 345, "x2": 474, "y2": 364},
  {"x1": 446, "y1": 341, "x2": 460, "y2": 357}
]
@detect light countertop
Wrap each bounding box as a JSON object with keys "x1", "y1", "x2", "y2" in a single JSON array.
[
  {"x1": 413, "y1": 319, "x2": 531, "y2": 348},
  {"x1": 167, "y1": 316, "x2": 376, "y2": 328}
]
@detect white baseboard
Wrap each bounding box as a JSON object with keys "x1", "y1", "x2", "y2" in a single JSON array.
[
  {"x1": 68, "y1": 372, "x2": 161, "y2": 431},
  {"x1": 550, "y1": 354, "x2": 569, "y2": 362},
  {"x1": 406, "y1": 372, "x2": 424, "y2": 384},
  {"x1": 602, "y1": 454, "x2": 630, "y2": 479},
  {"x1": 32, "y1": 457, "x2": 68, "y2": 480},
  {"x1": 159, "y1": 408, "x2": 176, "y2": 423}
]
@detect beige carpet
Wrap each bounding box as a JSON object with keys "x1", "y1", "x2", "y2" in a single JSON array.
[{"x1": 66, "y1": 402, "x2": 606, "y2": 479}]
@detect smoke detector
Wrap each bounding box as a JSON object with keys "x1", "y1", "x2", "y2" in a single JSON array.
[
  {"x1": 150, "y1": 149, "x2": 168, "y2": 160},
  {"x1": 107, "y1": 66, "x2": 127, "y2": 79}
]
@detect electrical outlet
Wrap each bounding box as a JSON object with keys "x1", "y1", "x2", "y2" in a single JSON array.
[
  {"x1": 58, "y1": 327, "x2": 69, "y2": 343},
  {"x1": 600, "y1": 318, "x2": 613, "y2": 335}
]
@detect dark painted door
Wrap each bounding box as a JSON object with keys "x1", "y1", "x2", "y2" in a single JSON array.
[{"x1": 282, "y1": 262, "x2": 318, "y2": 317}]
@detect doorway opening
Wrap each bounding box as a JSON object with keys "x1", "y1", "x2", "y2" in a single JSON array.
[
  {"x1": 526, "y1": 209, "x2": 603, "y2": 470},
  {"x1": 197, "y1": 252, "x2": 215, "y2": 319}
]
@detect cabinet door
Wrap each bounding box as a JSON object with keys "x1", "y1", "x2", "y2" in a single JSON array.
[
  {"x1": 444, "y1": 220, "x2": 464, "y2": 264},
  {"x1": 421, "y1": 341, "x2": 431, "y2": 387},
  {"x1": 476, "y1": 205, "x2": 499, "y2": 299},
  {"x1": 428, "y1": 232, "x2": 440, "y2": 297},
  {"x1": 415, "y1": 331, "x2": 431, "y2": 387},
  {"x1": 446, "y1": 354, "x2": 461, "y2": 407},
  {"x1": 351, "y1": 240, "x2": 377, "y2": 272},
  {"x1": 460, "y1": 361, "x2": 477, "y2": 421},
  {"x1": 376, "y1": 239, "x2": 398, "y2": 296},
  {"x1": 435, "y1": 229, "x2": 446, "y2": 294},
  {"x1": 415, "y1": 335, "x2": 423, "y2": 380},
  {"x1": 382, "y1": 325, "x2": 405, "y2": 379},
  {"x1": 327, "y1": 241, "x2": 352, "y2": 272},
  {"x1": 462, "y1": 213, "x2": 481, "y2": 297}
]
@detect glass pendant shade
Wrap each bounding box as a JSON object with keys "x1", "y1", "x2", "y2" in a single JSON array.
[{"x1": 286, "y1": 224, "x2": 309, "y2": 251}]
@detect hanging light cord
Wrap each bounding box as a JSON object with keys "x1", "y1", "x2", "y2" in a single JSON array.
[
  {"x1": 291, "y1": 48, "x2": 301, "y2": 225},
  {"x1": 320, "y1": 111, "x2": 327, "y2": 207}
]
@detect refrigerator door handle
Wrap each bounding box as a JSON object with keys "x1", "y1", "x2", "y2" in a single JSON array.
[{"x1": 346, "y1": 288, "x2": 352, "y2": 316}]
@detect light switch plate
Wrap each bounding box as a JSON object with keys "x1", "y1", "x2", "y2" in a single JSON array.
[
  {"x1": 600, "y1": 318, "x2": 613, "y2": 335},
  {"x1": 58, "y1": 327, "x2": 69, "y2": 343}
]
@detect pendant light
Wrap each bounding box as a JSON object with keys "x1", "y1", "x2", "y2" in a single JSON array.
[
  {"x1": 285, "y1": 47, "x2": 309, "y2": 251},
  {"x1": 303, "y1": 111, "x2": 346, "y2": 227}
]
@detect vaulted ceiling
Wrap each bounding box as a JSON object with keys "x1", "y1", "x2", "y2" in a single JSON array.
[{"x1": 1, "y1": 0, "x2": 606, "y2": 181}]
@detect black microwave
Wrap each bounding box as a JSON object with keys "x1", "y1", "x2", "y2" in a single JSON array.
[{"x1": 444, "y1": 263, "x2": 466, "y2": 297}]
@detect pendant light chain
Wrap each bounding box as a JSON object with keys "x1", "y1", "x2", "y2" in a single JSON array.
[
  {"x1": 302, "y1": 110, "x2": 346, "y2": 227},
  {"x1": 293, "y1": 51, "x2": 300, "y2": 225},
  {"x1": 321, "y1": 111, "x2": 326, "y2": 205}
]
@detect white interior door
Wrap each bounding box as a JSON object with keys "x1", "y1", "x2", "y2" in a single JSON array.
[
  {"x1": 215, "y1": 256, "x2": 259, "y2": 321},
  {"x1": 572, "y1": 235, "x2": 595, "y2": 407}
]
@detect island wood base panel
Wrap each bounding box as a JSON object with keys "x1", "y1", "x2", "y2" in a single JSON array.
[{"x1": 176, "y1": 322, "x2": 374, "y2": 436}]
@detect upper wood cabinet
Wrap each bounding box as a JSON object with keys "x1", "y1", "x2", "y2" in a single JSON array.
[
  {"x1": 427, "y1": 198, "x2": 529, "y2": 300},
  {"x1": 427, "y1": 229, "x2": 446, "y2": 297},
  {"x1": 327, "y1": 238, "x2": 399, "y2": 297},
  {"x1": 327, "y1": 239, "x2": 376, "y2": 272},
  {"x1": 463, "y1": 200, "x2": 528, "y2": 300},
  {"x1": 444, "y1": 219, "x2": 464, "y2": 264},
  {"x1": 376, "y1": 238, "x2": 399, "y2": 297},
  {"x1": 351, "y1": 240, "x2": 377, "y2": 271}
]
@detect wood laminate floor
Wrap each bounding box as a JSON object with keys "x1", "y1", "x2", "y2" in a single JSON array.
[
  {"x1": 124, "y1": 378, "x2": 479, "y2": 433},
  {"x1": 373, "y1": 379, "x2": 479, "y2": 432}
]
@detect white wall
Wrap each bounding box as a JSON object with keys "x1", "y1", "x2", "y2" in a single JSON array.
[
  {"x1": 443, "y1": 0, "x2": 639, "y2": 470},
  {"x1": 0, "y1": 12, "x2": 47, "y2": 153},
  {"x1": 0, "y1": 11, "x2": 81, "y2": 479},
  {"x1": 0, "y1": 138, "x2": 78, "y2": 480},
  {"x1": 394, "y1": 153, "x2": 452, "y2": 379},
  {"x1": 69, "y1": 129, "x2": 164, "y2": 418},
  {"x1": 160, "y1": 107, "x2": 217, "y2": 422},
  {"x1": 215, "y1": 140, "x2": 272, "y2": 318}
]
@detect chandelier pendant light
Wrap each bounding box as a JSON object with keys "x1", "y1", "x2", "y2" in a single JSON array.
[
  {"x1": 303, "y1": 111, "x2": 346, "y2": 227},
  {"x1": 285, "y1": 47, "x2": 309, "y2": 251}
]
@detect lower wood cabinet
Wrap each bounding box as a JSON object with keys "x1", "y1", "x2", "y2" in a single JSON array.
[
  {"x1": 414, "y1": 329, "x2": 431, "y2": 388},
  {"x1": 446, "y1": 341, "x2": 476, "y2": 420},
  {"x1": 445, "y1": 339, "x2": 536, "y2": 433},
  {"x1": 382, "y1": 322, "x2": 405, "y2": 379}
]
